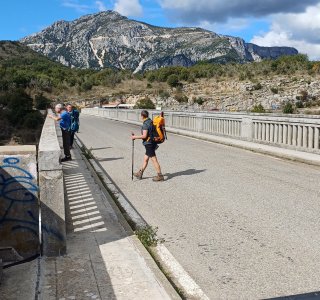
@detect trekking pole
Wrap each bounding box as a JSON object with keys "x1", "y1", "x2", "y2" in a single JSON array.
[{"x1": 131, "y1": 133, "x2": 134, "y2": 181}]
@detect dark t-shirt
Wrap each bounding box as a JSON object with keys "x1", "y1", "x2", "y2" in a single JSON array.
[{"x1": 142, "y1": 118, "x2": 153, "y2": 145}]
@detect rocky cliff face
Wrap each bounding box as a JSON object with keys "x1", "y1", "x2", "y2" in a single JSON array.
[{"x1": 21, "y1": 11, "x2": 298, "y2": 72}]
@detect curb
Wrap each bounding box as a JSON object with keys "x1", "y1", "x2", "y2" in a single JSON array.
[{"x1": 75, "y1": 135, "x2": 210, "y2": 300}]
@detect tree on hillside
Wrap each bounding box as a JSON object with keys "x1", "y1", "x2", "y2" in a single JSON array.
[
  {"x1": 167, "y1": 74, "x2": 181, "y2": 88},
  {"x1": 35, "y1": 93, "x2": 51, "y2": 110},
  {"x1": 134, "y1": 97, "x2": 155, "y2": 109}
]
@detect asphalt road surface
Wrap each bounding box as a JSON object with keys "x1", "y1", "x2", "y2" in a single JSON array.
[{"x1": 78, "y1": 114, "x2": 320, "y2": 299}]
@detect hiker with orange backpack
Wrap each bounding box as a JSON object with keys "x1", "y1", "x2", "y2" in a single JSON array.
[{"x1": 131, "y1": 110, "x2": 166, "y2": 182}]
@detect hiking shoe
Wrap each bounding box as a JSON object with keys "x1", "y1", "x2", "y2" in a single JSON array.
[
  {"x1": 153, "y1": 174, "x2": 164, "y2": 182},
  {"x1": 61, "y1": 156, "x2": 72, "y2": 162},
  {"x1": 134, "y1": 170, "x2": 143, "y2": 179}
]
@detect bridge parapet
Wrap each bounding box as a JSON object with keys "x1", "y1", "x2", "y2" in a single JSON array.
[
  {"x1": 82, "y1": 108, "x2": 320, "y2": 154},
  {"x1": 38, "y1": 110, "x2": 66, "y2": 256}
]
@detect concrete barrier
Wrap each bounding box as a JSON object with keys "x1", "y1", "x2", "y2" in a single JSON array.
[
  {"x1": 0, "y1": 146, "x2": 39, "y2": 259},
  {"x1": 38, "y1": 111, "x2": 66, "y2": 256},
  {"x1": 82, "y1": 108, "x2": 320, "y2": 154}
]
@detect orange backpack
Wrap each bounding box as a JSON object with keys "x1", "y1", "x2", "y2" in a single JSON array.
[{"x1": 151, "y1": 112, "x2": 167, "y2": 144}]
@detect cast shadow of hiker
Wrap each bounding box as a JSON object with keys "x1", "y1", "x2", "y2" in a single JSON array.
[
  {"x1": 91, "y1": 147, "x2": 112, "y2": 151},
  {"x1": 165, "y1": 169, "x2": 206, "y2": 180},
  {"x1": 98, "y1": 157, "x2": 124, "y2": 162}
]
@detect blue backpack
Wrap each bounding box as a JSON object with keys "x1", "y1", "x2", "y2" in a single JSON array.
[{"x1": 70, "y1": 110, "x2": 80, "y2": 132}]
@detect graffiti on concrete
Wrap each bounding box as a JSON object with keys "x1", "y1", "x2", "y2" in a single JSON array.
[{"x1": 0, "y1": 157, "x2": 63, "y2": 241}]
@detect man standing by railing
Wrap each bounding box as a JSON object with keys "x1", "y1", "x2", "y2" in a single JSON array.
[{"x1": 49, "y1": 104, "x2": 72, "y2": 162}]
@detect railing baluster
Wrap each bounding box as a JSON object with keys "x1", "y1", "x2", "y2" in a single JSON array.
[
  {"x1": 308, "y1": 127, "x2": 314, "y2": 149},
  {"x1": 303, "y1": 126, "x2": 308, "y2": 148}
]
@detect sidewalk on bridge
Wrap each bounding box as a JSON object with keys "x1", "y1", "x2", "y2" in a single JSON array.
[{"x1": 37, "y1": 144, "x2": 179, "y2": 299}]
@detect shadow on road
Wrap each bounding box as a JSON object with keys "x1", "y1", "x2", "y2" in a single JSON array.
[
  {"x1": 91, "y1": 147, "x2": 112, "y2": 151},
  {"x1": 165, "y1": 168, "x2": 206, "y2": 180},
  {"x1": 97, "y1": 157, "x2": 124, "y2": 162}
]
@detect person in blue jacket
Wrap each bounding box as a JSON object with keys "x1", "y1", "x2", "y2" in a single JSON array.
[{"x1": 49, "y1": 104, "x2": 72, "y2": 162}]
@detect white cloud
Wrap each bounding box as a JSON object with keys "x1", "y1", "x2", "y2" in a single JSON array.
[
  {"x1": 199, "y1": 18, "x2": 250, "y2": 34},
  {"x1": 62, "y1": 0, "x2": 91, "y2": 13},
  {"x1": 251, "y1": 3, "x2": 320, "y2": 60},
  {"x1": 114, "y1": 0, "x2": 143, "y2": 17},
  {"x1": 95, "y1": 1, "x2": 107, "y2": 12},
  {"x1": 160, "y1": 0, "x2": 319, "y2": 23}
]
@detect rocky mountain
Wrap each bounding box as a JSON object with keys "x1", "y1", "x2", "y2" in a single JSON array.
[{"x1": 21, "y1": 11, "x2": 298, "y2": 72}]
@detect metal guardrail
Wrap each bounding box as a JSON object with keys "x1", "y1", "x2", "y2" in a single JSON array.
[{"x1": 82, "y1": 108, "x2": 320, "y2": 154}]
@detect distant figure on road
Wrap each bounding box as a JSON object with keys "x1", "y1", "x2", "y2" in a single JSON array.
[
  {"x1": 131, "y1": 110, "x2": 164, "y2": 182},
  {"x1": 66, "y1": 104, "x2": 80, "y2": 149},
  {"x1": 49, "y1": 104, "x2": 72, "y2": 162}
]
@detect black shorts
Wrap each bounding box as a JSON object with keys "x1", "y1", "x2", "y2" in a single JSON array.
[{"x1": 145, "y1": 143, "x2": 157, "y2": 157}]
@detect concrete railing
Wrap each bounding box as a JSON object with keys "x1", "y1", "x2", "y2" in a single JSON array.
[
  {"x1": 38, "y1": 110, "x2": 66, "y2": 256},
  {"x1": 82, "y1": 108, "x2": 320, "y2": 154}
]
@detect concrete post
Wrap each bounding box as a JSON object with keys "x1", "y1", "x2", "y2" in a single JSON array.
[
  {"x1": 288, "y1": 125, "x2": 292, "y2": 145},
  {"x1": 298, "y1": 126, "x2": 303, "y2": 147},
  {"x1": 308, "y1": 127, "x2": 314, "y2": 149},
  {"x1": 292, "y1": 125, "x2": 297, "y2": 146},
  {"x1": 262, "y1": 123, "x2": 266, "y2": 141},
  {"x1": 270, "y1": 124, "x2": 274, "y2": 143},
  {"x1": 279, "y1": 125, "x2": 283, "y2": 144},
  {"x1": 283, "y1": 125, "x2": 288, "y2": 145},
  {"x1": 303, "y1": 126, "x2": 308, "y2": 148},
  {"x1": 241, "y1": 116, "x2": 253, "y2": 141},
  {"x1": 315, "y1": 127, "x2": 320, "y2": 150}
]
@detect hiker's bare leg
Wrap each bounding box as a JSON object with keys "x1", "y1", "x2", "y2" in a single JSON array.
[
  {"x1": 141, "y1": 155, "x2": 149, "y2": 172},
  {"x1": 150, "y1": 156, "x2": 162, "y2": 174}
]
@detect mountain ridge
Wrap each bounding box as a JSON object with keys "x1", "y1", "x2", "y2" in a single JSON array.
[{"x1": 21, "y1": 11, "x2": 298, "y2": 72}]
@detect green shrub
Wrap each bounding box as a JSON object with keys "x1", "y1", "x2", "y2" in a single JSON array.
[
  {"x1": 251, "y1": 104, "x2": 266, "y2": 113},
  {"x1": 299, "y1": 90, "x2": 308, "y2": 101},
  {"x1": 135, "y1": 226, "x2": 162, "y2": 248},
  {"x1": 282, "y1": 102, "x2": 294, "y2": 114},
  {"x1": 159, "y1": 90, "x2": 170, "y2": 99},
  {"x1": 35, "y1": 94, "x2": 51, "y2": 109},
  {"x1": 134, "y1": 97, "x2": 155, "y2": 109},
  {"x1": 253, "y1": 82, "x2": 262, "y2": 90},
  {"x1": 174, "y1": 93, "x2": 188, "y2": 103},
  {"x1": 295, "y1": 101, "x2": 304, "y2": 108},
  {"x1": 81, "y1": 81, "x2": 93, "y2": 91},
  {"x1": 146, "y1": 73, "x2": 156, "y2": 82},
  {"x1": 167, "y1": 74, "x2": 181, "y2": 88},
  {"x1": 23, "y1": 111, "x2": 43, "y2": 129},
  {"x1": 194, "y1": 97, "x2": 205, "y2": 105},
  {"x1": 270, "y1": 87, "x2": 279, "y2": 94}
]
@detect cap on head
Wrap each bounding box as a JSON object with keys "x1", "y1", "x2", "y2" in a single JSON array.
[
  {"x1": 56, "y1": 103, "x2": 64, "y2": 109},
  {"x1": 55, "y1": 103, "x2": 64, "y2": 112},
  {"x1": 141, "y1": 110, "x2": 149, "y2": 118}
]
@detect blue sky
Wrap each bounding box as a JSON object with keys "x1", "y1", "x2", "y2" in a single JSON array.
[
  {"x1": 0, "y1": 0, "x2": 269, "y2": 41},
  {"x1": 1, "y1": 0, "x2": 319, "y2": 59}
]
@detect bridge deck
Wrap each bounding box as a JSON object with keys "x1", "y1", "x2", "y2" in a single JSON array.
[{"x1": 78, "y1": 114, "x2": 320, "y2": 299}]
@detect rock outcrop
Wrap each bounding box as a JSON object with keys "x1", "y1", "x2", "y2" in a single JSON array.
[{"x1": 21, "y1": 11, "x2": 298, "y2": 72}]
